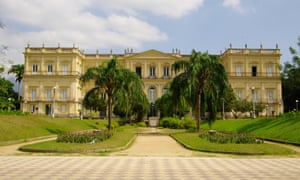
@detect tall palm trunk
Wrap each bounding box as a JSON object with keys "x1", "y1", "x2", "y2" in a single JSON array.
[
  {"x1": 107, "y1": 93, "x2": 112, "y2": 131},
  {"x1": 195, "y1": 88, "x2": 202, "y2": 132},
  {"x1": 17, "y1": 81, "x2": 21, "y2": 100}
]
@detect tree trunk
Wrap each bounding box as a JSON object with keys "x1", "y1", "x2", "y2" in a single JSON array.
[
  {"x1": 107, "y1": 94, "x2": 112, "y2": 131},
  {"x1": 18, "y1": 82, "x2": 20, "y2": 101},
  {"x1": 195, "y1": 89, "x2": 202, "y2": 132}
]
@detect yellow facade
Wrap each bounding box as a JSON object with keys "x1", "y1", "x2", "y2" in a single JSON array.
[
  {"x1": 22, "y1": 45, "x2": 282, "y2": 117},
  {"x1": 220, "y1": 46, "x2": 283, "y2": 116}
]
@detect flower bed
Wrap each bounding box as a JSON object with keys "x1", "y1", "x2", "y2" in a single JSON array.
[
  {"x1": 199, "y1": 131, "x2": 263, "y2": 144},
  {"x1": 56, "y1": 129, "x2": 113, "y2": 144}
]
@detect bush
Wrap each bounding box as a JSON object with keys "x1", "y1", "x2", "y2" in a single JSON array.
[
  {"x1": 160, "y1": 117, "x2": 196, "y2": 130},
  {"x1": 56, "y1": 129, "x2": 113, "y2": 143},
  {"x1": 135, "y1": 122, "x2": 147, "y2": 127},
  {"x1": 199, "y1": 131, "x2": 263, "y2": 144},
  {"x1": 105, "y1": 121, "x2": 120, "y2": 130}
]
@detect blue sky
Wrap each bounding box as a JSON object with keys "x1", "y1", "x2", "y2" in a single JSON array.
[{"x1": 0, "y1": 0, "x2": 299, "y2": 67}]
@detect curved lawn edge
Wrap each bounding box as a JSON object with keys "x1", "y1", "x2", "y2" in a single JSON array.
[
  {"x1": 170, "y1": 134, "x2": 265, "y2": 155},
  {"x1": 19, "y1": 134, "x2": 137, "y2": 154},
  {"x1": 0, "y1": 135, "x2": 57, "y2": 146}
]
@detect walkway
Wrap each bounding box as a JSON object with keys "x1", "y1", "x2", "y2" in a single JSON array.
[
  {"x1": 0, "y1": 128, "x2": 300, "y2": 179},
  {"x1": 1, "y1": 156, "x2": 300, "y2": 179}
]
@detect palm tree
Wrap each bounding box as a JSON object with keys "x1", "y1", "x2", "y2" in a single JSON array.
[
  {"x1": 172, "y1": 50, "x2": 227, "y2": 131},
  {"x1": 8, "y1": 64, "x2": 24, "y2": 100},
  {"x1": 114, "y1": 69, "x2": 148, "y2": 123},
  {"x1": 81, "y1": 58, "x2": 123, "y2": 130}
]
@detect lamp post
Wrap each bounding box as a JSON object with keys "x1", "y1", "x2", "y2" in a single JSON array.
[
  {"x1": 251, "y1": 87, "x2": 256, "y2": 118},
  {"x1": 296, "y1": 100, "x2": 299, "y2": 112},
  {"x1": 52, "y1": 86, "x2": 56, "y2": 118}
]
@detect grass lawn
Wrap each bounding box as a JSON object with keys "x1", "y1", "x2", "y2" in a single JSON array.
[
  {"x1": 20, "y1": 125, "x2": 137, "y2": 153},
  {"x1": 171, "y1": 132, "x2": 296, "y2": 155},
  {"x1": 201, "y1": 113, "x2": 300, "y2": 144},
  {"x1": 0, "y1": 114, "x2": 107, "y2": 142}
]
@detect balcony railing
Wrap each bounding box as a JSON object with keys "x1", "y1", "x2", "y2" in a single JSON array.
[
  {"x1": 24, "y1": 71, "x2": 81, "y2": 76},
  {"x1": 227, "y1": 72, "x2": 280, "y2": 78}
]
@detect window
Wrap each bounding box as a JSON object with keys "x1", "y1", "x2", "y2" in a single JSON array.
[
  {"x1": 136, "y1": 67, "x2": 142, "y2": 78},
  {"x1": 45, "y1": 89, "x2": 52, "y2": 100},
  {"x1": 267, "y1": 65, "x2": 273, "y2": 77},
  {"x1": 252, "y1": 66, "x2": 257, "y2": 77},
  {"x1": 236, "y1": 65, "x2": 242, "y2": 76},
  {"x1": 149, "y1": 67, "x2": 155, "y2": 77},
  {"x1": 32, "y1": 64, "x2": 38, "y2": 73},
  {"x1": 149, "y1": 87, "x2": 156, "y2": 103},
  {"x1": 30, "y1": 104, "x2": 36, "y2": 113},
  {"x1": 62, "y1": 64, "x2": 68, "y2": 75},
  {"x1": 47, "y1": 64, "x2": 53, "y2": 73},
  {"x1": 267, "y1": 90, "x2": 274, "y2": 103},
  {"x1": 252, "y1": 90, "x2": 258, "y2": 102},
  {"x1": 236, "y1": 89, "x2": 243, "y2": 99},
  {"x1": 61, "y1": 89, "x2": 68, "y2": 100},
  {"x1": 163, "y1": 66, "x2": 169, "y2": 77},
  {"x1": 61, "y1": 104, "x2": 67, "y2": 113},
  {"x1": 31, "y1": 89, "x2": 37, "y2": 100},
  {"x1": 162, "y1": 88, "x2": 168, "y2": 95}
]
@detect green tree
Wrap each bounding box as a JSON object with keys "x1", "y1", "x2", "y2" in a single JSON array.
[
  {"x1": 8, "y1": 64, "x2": 24, "y2": 100},
  {"x1": 282, "y1": 36, "x2": 300, "y2": 111},
  {"x1": 83, "y1": 87, "x2": 107, "y2": 117},
  {"x1": 172, "y1": 50, "x2": 228, "y2": 131},
  {"x1": 0, "y1": 77, "x2": 17, "y2": 110},
  {"x1": 81, "y1": 58, "x2": 124, "y2": 130},
  {"x1": 81, "y1": 58, "x2": 148, "y2": 129},
  {"x1": 114, "y1": 69, "x2": 149, "y2": 123}
]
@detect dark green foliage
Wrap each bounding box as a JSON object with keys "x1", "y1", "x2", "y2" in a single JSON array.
[
  {"x1": 0, "y1": 77, "x2": 18, "y2": 110},
  {"x1": 171, "y1": 50, "x2": 229, "y2": 131},
  {"x1": 159, "y1": 117, "x2": 196, "y2": 130},
  {"x1": 281, "y1": 36, "x2": 300, "y2": 112},
  {"x1": 56, "y1": 129, "x2": 113, "y2": 144},
  {"x1": 199, "y1": 131, "x2": 263, "y2": 144}
]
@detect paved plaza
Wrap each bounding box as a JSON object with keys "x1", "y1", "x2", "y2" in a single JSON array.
[
  {"x1": 0, "y1": 130, "x2": 300, "y2": 179},
  {"x1": 1, "y1": 156, "x2": 300, "y2": 179}
]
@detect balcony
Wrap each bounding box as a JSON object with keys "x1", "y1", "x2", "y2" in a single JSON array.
[
  {"x1": 227, "y1": 72, "x2": 280, "y2": 78},
  {"x1": 24, "y1": 71, "x2": 81, "y2": 76}
]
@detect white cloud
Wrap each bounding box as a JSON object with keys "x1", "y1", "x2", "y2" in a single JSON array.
[
  {"x1": 97, "y1": 0, "x2": 205, "y2": 18},
  {"x1": 222, "y1": 0, "x2": 246, "y2": 13},
  {"x1": 1, "y1": 0, "x2": 204, "y2": 63}
]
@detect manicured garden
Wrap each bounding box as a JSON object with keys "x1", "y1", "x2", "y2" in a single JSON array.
[{"x1": 1, "y1": 112, "x2": 299, "y2": 156}]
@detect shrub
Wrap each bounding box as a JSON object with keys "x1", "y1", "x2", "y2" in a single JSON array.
[
  {"x1": 56, "y1": 129, "x2": 113, "y2": 143},
  {"x1": 135, "y1": 122, "x2": 147, "y2": 127},
  {"x1": 199, "y1": 131, "x2": 263, "y2": 144},
  {"x1": 160, "y1": 117, "x2": 196, "y2": 130}
]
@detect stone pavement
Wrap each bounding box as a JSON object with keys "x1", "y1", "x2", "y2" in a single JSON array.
[{"x1": 0, "y1": 156, "x2": 300, "y2": 179}]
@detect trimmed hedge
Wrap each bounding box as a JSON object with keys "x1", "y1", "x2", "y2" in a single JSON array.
[
  {"x1": 56, "y1": 129, "x2": 112, "y2": 144},
  {"x1": 199, "y1": 131, "x2": 264, "y2": 144},
  {"x1": 159, "y1": 117, "x2": 196, "y2": 130}
]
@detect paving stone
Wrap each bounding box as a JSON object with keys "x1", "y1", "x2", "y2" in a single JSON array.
[{"x1": 0, "y1": 156, "x2": 299, "y2": 179}]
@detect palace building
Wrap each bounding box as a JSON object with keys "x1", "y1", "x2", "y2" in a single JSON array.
[{"x1": 22, "y1": 45, "x2": 282, "y2": 118}]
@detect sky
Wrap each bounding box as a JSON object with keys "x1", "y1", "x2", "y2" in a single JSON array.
[{"x1": 0, "y1": 0, "x2": 299, "y2": 68}]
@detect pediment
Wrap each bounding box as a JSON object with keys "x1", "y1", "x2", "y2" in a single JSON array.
[{"x1": 127, "y1": 49, "x2": 179, "y2": 60}]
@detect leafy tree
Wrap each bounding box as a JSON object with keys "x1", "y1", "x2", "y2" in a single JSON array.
[
  {"x1": 282, "y1": 36, "x2": 300, "y2": 111},
  {"x1": 114, "y1": 69, "x2": 149, "y2": 123},
  {"x1": 81, "y1": 58, "x2": 123, "y2": 130},
  {"x1": 81, "y1": 58, "x2": 149, "y2": 129},
  {"x1": 83, "y1": 87, "x2": 107, "y2": 115},
  {"x1": 0, "y1": 77, "x2": 17, "y2": 110},
  {"x1": 8, "y1": 64, "x2": 24, "y2": 100},
  {"x1": 172, "y1": 50, "x2": 228, "y2": 131}
]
